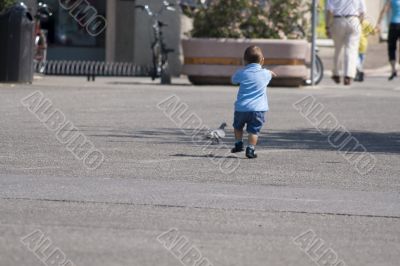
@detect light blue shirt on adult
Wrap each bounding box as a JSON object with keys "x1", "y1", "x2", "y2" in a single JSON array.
[
  {"x1": 391, "y1": 0, "x2": 400, "y2": 23},
  {"x1": 231, "y1": 63, "x2": 271, "y2": 112}
]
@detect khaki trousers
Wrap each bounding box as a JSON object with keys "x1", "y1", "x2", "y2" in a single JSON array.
[{"x1": 331, "y1": 17, "x2": 361, "y2": 79}]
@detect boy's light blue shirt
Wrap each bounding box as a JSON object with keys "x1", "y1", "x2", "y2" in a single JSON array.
[{"x1": 231, "y1": 63, "x2": 271, "y2": 112}]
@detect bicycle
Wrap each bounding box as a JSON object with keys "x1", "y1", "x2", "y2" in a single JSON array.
[
  {"x1": 305, "y1": 47, "x2": 324, "y2": 86},
  {"x1": 136, "y1": 1, "x2": 176, "y2": 84},
  {"x1": 34, "y1": 2, "x2": 52, "y2": 74},
  {"x1": 294, "y1": 24, "x2": 324, "y2": 86}
]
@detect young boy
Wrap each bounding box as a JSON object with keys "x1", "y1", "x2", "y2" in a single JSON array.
[
  {"x1": 230, "y1": 46, "x2": 274, "y2": 159},
  {"x1": 355, "y1": 20, "x2": 376, "y2": 82}
]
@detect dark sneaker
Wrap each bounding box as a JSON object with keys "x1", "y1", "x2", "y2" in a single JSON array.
[
  {"x1": 231, "y1": 142, "x2": 244, "y2": 153},
  {"x1": 245, "y1": 147, "x2": 257, "y2": 159},
  {"x1": 359, "y1": 72, "x2": 364, "y2": 82},
  {"x1": 389, "y1": 72, "x2": 397, "y2": 81},
  {"x1": 354, "y1": 70, "x2": 364, "y2": 82}
]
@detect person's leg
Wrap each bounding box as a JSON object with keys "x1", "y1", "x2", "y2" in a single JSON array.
[
  {"x1": 245, "y1": 112, "x2": 265, "y2": 159},
  {"x1": 344, "y1": 17, "x2": 361, "y2": 84},
  {"x1": 358, "y1": 53, "x2": 365, "y2": 82},
  {"x1": 248, "y1": 134, "x2": 258, "y2": 147},
  {"x1": 246, "y1": 133, "x2": 258, "y2": 159},
  {"x1": 356, "y1": 54, "x2": 361, "y2": 72},
  {"x1": 234, "y1": 129, "x2": 243, "y2": 143},
  {"x1": 331, "y1": 18, "x2": 346, "y2": 82},
  {"x1": 232, "y1": 112, "x2": 245, "y2": 153},
  {"x1": 388, "y1": 23, "x2": 398, "y2": 80},
  {"x1": 398, "y1": 24, "x2": 400, "y2": 63},
  {"x1": 358, "y1": 54, "x2": 365, "y2": 72},
  {"x1": 355, "y1": 53, "x2": 362, "y2": 81},
  {"x1": 390, "y1": 60, "x2": 397, "y2": 74}
]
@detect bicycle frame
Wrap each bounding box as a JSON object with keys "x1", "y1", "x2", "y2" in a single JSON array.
[
  {"x1": 294, "y1": 24, "x2": 324, "y2": 85},
  {"x1": 136, "y1": 1, "x2": 175, "y2": 83}
]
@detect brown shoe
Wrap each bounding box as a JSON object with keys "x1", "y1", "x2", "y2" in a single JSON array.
[
  {"x1": 331, "y1": 76, "x2": 341, "y2": 84},
  {"x1": 344, "y1": 77, "x2": 352, "y2": 86}
]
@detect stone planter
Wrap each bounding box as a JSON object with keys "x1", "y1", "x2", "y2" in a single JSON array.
[{"x1": 181, "y1": 38, "x2": 309, "y2": 87}]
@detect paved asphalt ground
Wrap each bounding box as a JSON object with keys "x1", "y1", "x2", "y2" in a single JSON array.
[{"x1": 0, "y1": 74, "x2": 399, "y2": 266}]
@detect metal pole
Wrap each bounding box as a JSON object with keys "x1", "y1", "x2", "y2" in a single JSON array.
[{"x1": 311, "y1": 0, "x2": 317, "y2": 86}]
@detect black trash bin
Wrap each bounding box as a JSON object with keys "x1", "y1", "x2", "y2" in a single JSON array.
[{"x1": 0, "y1": 4, "x2": 34, "y2": 83}]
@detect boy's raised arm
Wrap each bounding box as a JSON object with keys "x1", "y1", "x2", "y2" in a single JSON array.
[{"x1": 231, "y1": 71, "x2": 240, "y2": 85}]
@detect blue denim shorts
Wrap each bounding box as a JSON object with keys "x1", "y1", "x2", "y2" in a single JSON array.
[{"x1": 233, "y1": 111, "x2": 266, "y2": 135}]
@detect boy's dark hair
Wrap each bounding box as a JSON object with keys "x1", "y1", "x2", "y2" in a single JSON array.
[{"x1": 244, "y1": 46, "x2": 264, "y2": 64}]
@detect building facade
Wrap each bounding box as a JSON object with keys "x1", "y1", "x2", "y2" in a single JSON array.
[
  {"x1": 34, "y1": 0, "x2": 387, "y2": 75},
  {"x1": 36, "y1": 0, "x2": 182, "y2": 75}
]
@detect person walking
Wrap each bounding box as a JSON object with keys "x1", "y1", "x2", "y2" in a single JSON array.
[
  {"x1": 326, "y1": 0, "x2": 367, "y2": 85},
  {"x1": 355, "y1": 19, "x2": 376, "y2": 82},
  {"x1": 377, "y1": 0, "x2": 400, "y2": 81}
]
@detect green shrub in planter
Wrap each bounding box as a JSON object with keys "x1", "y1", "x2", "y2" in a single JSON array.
[
  {"x1": 187, "y1": 0, "x2": 310, "y2": 39},
  {"x1": 0, "y1": 0, "x2": 18, "y2": 12}
]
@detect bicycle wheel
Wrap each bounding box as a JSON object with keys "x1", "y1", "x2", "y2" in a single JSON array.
[
  {"x1": 313, "y1": 55, "x2": 324, "y2": 85},
  {"x1": 151, "y1": 43, "x2": 162, "y2": 80},
  {"x1": 305, "y1": 54, "x2": 324, "y2": 86},
  {"x1": 161, "y1": 62, "x2": 171, "y2": 85}
]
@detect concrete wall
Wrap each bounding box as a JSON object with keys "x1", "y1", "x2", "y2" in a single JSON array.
[
  {"x1": 106, "y1": 0, "x2": 182, "y2": 76},
  {"x1": 365, "y1": 0, "x2": 384, "y2": 24},
  {"x1": 106, "y1": 0, "x2": 135, "y2": 63},
  {"x1": 364, "y1": 0, "x2": 387, "y2": 42},
  {"x1": 115, "y1": 0, "x2": 136, "y2": 62},
  {"x1": 106, "y1": 0, "x2": 116, "y2": 62}
]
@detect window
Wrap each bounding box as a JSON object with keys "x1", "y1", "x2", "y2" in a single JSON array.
[{"x1": 40, "y1": 0, "x2": 106, "y2": 47}]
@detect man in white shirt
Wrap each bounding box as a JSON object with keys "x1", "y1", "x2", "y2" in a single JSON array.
[{"x1": 326, "y1": 0, "x2": 367, "y2": 85}]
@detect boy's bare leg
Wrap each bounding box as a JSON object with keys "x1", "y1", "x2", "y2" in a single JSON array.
[
  {"x1": 234, "y1": 129, "x2": 243, "y2": 141},
  {"x1": 246, "y1": 133, "x2": 258, "y2": 159},
  {"x1": 231, "y1": 129, "x2": 244, "y2": 153},
  {"x1": 248, "y1": 134, "x2": 258, "y2": 146}
]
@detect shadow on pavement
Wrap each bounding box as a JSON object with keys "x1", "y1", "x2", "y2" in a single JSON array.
[
  {"x1": 106, "y1": 81, "x2": 192, "y2": 87},
  {"x1": 86, "y1": 127, "x2": 400, "y2": 154},
  {"x1": 259, "y1": 129, "x2": 400, "y2": 154},
  {"x1": 172, "y1": 153, "x2": 238, "y2": 159}
]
